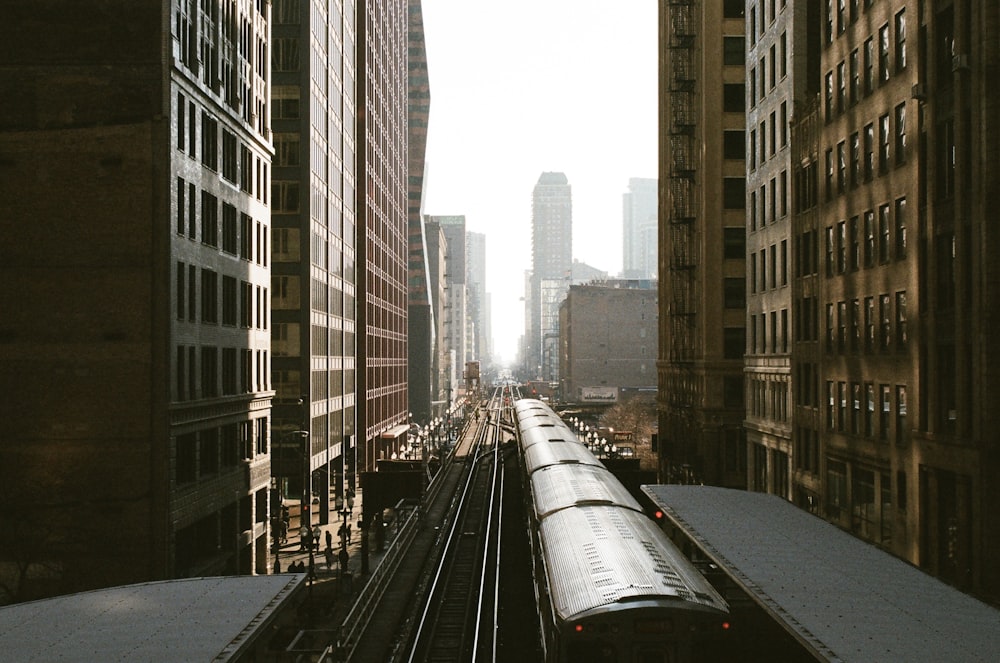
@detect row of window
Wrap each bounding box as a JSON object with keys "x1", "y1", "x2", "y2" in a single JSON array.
[
  {"x1": 825, "y1": 292, "x2": 908, "y2": 356},
  {"x1": 750, "y1": 240, "x2": 789, "y2": 293},
  {"x1": 825, "y1": 11, "x2": 907, "y2": 122},
  {"x1": 749, "y1": 170, "x2": 789, "y2": 230},
  {"x1": 748, "y1": 0, "x2": 787, "y2": 44},
  {"x1": 748, "y1": 102, "x2": 788, "y2": 169},
  {"x1": 176, "y1": 262, "x2": 268, "y2": 330},
  {"x1": 824, "y1": 107, "x2": 907, "y2": 199},
  {"x1": 824, "y1": 198, "x2": 907, "y2": 275},
  {"x1": 177, "y1": 92, "x2": 269, "y2": 202},
  {"x1": 175, "y1": 418, "x2": 268, "y2": 485},
  {"x1": 176, "y1": 345, "x2": 269, "y2": 402},
  {"x1": 748, "y1": 377, "x2": 790, "y2": 423},
  {"x1": 176, "y1": 178, "x2": 269, "y2": 265},
  {"x1": 748, "y1": 32, "x2": 788, "y2": 107},
  {"x1": 749, "y1": 308, "x2": 790, "y2": 355},
  {"x1": 826, "y1": 381, "x2": 907, "y2": 446}
]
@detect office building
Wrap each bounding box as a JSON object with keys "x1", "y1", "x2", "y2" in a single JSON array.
[
  {"x1": 270, "y1": 0, "x2": 358, "y2": 528},
  {"x1": 559, "y1": 281, "x2": 658, "y2": 402},
  {"x1": 800, "y1": 0, "x2": 1000, "y2": 600},
  {"x1": 657, "y1": 0, "x2": 747, "y2": 487},
  {"x1": 407, "y1": 0, "x2": 433, "y2": 426},
  {"x1": 356, "y1": 0, "x2": 411, "y2": 468},
  {"x1": 0, "y1": 0, "x2": 273, "y2": 600}
]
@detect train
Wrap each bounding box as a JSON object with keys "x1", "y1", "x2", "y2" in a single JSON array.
[{"x1": 513, "y1": 398, "x2": 730, "y2": 663}]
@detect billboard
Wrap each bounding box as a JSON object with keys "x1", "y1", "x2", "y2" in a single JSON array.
[{"x1": 579, "y1": 386, "x2": 618, "y2": 403}]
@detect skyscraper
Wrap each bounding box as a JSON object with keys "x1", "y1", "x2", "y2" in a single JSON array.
[
  {"x1": 356, "y1": 1, "x2": 411, "y2": 469},
  {"x1": 526, "y1": 171, "x2": 572, "y2": 381},
  {"x1": 0, "y1": 0, "x2": 273, "y2": 599},
  {"x1": 623, "y1": 177, "x2": 658, "y2": 280},
  {"x1": 466, "y1": 231, "x2": 490, "y2": 367},
  {"x1": 407, "y1": 0, "x2": 433, "y2": 426}
]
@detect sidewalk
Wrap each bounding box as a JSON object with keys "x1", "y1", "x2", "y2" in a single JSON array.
[{"x1": 271, "y1": 488, "x2": 389, "y2": 631}]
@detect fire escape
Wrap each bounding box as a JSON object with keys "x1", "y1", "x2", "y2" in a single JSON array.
[{"x1": 665, "y1": 0, "x2": 699, "y2": 481}]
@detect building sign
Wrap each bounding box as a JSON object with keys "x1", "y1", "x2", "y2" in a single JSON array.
[
  {"x1": 613, "y1": 430, "x2": 633, "y2": 443},
  {"x1": 580, "y1": 386, "x2": 618, "y2": 403}
]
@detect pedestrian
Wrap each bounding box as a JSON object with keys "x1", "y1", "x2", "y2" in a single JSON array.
[
  {"x1": 347, "y1": 491, "x2": 355, "y2": 515},
  {"x1": 339, "y1": 547, "x2": 349, "y2": 574},
  {"x1": 299, "y1": 525, "x2": 309, "y2": 551},
  {"x1": 325, "y1": 546, "x2": 334, "y2": 571},
  {"x1": 346, "y1": 522, "x2": 352, "y2": 545},
  {"x1": 325, "y1": 529, "x2": 332, "y2": 550},
  {"x1": 279, "y1": 518, "x2": 287, "y2": 544},
  {"x1": 273, "y1": 557, "x2": 282, "y2": 573}
]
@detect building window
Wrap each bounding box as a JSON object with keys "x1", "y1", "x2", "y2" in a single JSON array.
[
  {"x1": 273, "y1": 181, "x2": 301, "y2": 213},
  {"x1": 895, "y1": 291, "x2": 907, "y2": 351},
  {"x1": 864, "y1": 37, "x2": 875, "y2": 95},
  {"x1": 895, "y1": 385, "x2": 907, "y2": 445},
  {"x1": 850, "y1": 132, "x2": 860, "y2": 187},
  {"x1": 724, "y1": 36, "x2": 745, "y2": 65},
  {"x1": 865, "y1": 384, "x2": 875, "y2": 437},
  {"x1": 223, "y1": 275, "x2": 237, "y2": 326},
  {"x1": 723, "y1": 177, "x2": 746, "y2": 209},
  {"x1": 723, "y1": 84, "x2": 745, "y2": 112},
  {"x1": 864, "y1": 210, "x2": 875, "y2": 267},
  {"x1": 272, "y1": 86, "x2": 301, "y2": 119},
  {"x1": 895, "y1": 9, "x2": 906, "y2": 71},
  {"x1": 222, "y1": 129, "x2": 237, "y2": 182},
  {"x1": 827, "y1": 381, "x2": 836, "y2": 430},
  {"x1": 201, "y1": 191, "x2": 218, "y2": 247},
  {"x1": 780, "y1": 31, "x2": 787, "y2": 78},
  {"x1": 724, "y1": 227, "x2": 745, "y2": 259},
  {"x1": 222, "y1": 203, "x2": 238, "y2": 254},
  {"x1": 848, "y1": 216, "x2": 859, "y2": 271},
  {"x1": 863, "y1": 123, "x2": 874, "y2": 181},
  {"x1": 837, "y1": 301, "x2": 847, "y2": 353},
  {"x1": 850, "y1": 299, "x2": 860, "y2": 352},
  {"x1": 825, "y1": 148, "x2": 834, "y2": 200},
  {"x1": 837, "y1": 220, "x2": 846, "y2": 273},
  {"x1": 838, "y1": 381, "x2": 847, "y2": 431},
  {"x1": 177, "y1": 177, "x2": 186, "y2": 234},
  {"x1": 879, "y1": 24, "x2": 890, "y2": 83},
  {"x1": 272, "y1": 37, "x2": 300, "y2": 71},
  {"x1": 880, "y1": 384, "x2": 891, "y2": 441},
  {"x1": 780, "y1": 102, "x2": 788, "y2": 147},
  {"x1": 824, "y1": 72, "x2": 834, "y2": 121},
  {"x1": 878, "y1": 204, "x2": 890, "y2": 263},
  {"x1": 188, "y1": 265, "x2": 196, "y2": 321},
  {"x1": 837, "y1": 61, "x2": 846, "y2": 113},
  {"x1": 202, "y1": 346, "x2": 218, "y2": 398},
  {"x1": 724, "y1": 0, "x2": 745, "y2": 18},
  {"x1": 894, "y1": 103, "x2": 907, "y2": 165},
  {"x1": 849, "y1": 49, "x2": 859, "y2": 104},
  {"x1": 274, "y1": 133, "x2": 300, "y2": 166},
  {"x1": 724, "y1": 130, "x2": 745, "y2": 161},
  {"x1": 188, "y1": 183, "x2": 196, "y2": 239},
  {"x1": 879, "y1": 294, "x2": 891, "y2": 352},
  {"x1": 723, "y1": 278, "x2": 746, "y2": 309},
  {"x1": 895, "y1": 197, "x2": 907, "y2": 258},
  {"x1": 837, "y1": 141, "x2": 846, "y2": 193},
  {"x1": 825, "y1": 226, "x2": 835, "y2": 276},
  {"x1": 724, "y1": 328, "x2": 745, "y2": 359},
  {"x1": 201, "y1": 112, "x2": 218, "y2": 171},
  {"x1": 201, "y1": 269, "x2": 218, "y2": 324},
  {"x1": 864, "y1": 296, "x2": 875, "y2": 353},
  {"x1": 879, "y1": 113, "x2": 890, "y2": 173},
  {"x1": 176, "y1": 262, "x2": 185, "y2": 320}
]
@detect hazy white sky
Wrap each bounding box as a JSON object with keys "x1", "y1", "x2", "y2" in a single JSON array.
[{"x1": 420, "y1": 0, "x2": 657, "y2": 365}]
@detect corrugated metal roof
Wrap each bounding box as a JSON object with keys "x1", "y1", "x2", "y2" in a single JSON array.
[
  {"x1": 642, "y1": 485, "x2": 1000, "y2": 662},
  {"x1": 531, "y1": 463, "x2": 642, "y2": 518},
  {"x1": 0, "y1": 575, "x2": 304, "y2": 662},
  {"x1": 540, "y1": 506, "x2": 727, "y2": 622}
]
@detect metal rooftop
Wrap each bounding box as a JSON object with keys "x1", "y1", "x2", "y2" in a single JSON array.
[
  {"x1": 0, "y1": 575, "x2": 304, "y2": 662},
  {"x1": 642, "y1": 485, "x2": 1000, "y2": 663}
]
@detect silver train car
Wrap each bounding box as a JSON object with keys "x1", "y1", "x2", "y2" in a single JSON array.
[{"x1": 514, "y1": 399, "x2": 730, "y2": 663}]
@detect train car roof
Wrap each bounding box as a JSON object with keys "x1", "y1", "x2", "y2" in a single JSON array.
[
  {"x1": 540, "y1": 505, "x2": 728, "y2": 624},
  {"x1": 530, "y1": 463, "x2": 643, "y2": 518},
  {"x1": 523, "y1": 439, "x2": 604, "y2": 475},
  {"x1": 0, "y1": 575, "x2": 304, "y2": 662},
  {"x1": 643, "y1": 485, "x2": 1000, "y2": 662}
]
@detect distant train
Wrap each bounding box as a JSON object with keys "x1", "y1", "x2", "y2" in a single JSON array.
[{"x1": 513, "y1": 398, "x2": 730, "y2": 663}]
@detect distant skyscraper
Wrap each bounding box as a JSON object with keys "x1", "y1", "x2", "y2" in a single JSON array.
[
  {"x1": 431, "y1": 216, "x2": 468, "y2": 379},
  {"x1": 466, "y1": 231, "x2": 489, "y2": 366},
  {"x1": 526, "y1": 172, "x2": 572, "y2": 380},
  {"x1": 623, "y1": 177, "x2": 658, "y2": 280}
]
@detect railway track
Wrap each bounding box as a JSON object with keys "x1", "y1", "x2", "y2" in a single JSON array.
[{"x1": 406, "y1": 389, "x2": 509, "y2": 662}]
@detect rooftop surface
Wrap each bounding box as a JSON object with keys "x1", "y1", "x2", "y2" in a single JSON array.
[
  {"x1": 642, "y1": 485, "x2": 1000, "y2": 663},
  {"x1": 0, "y1": 575, "x2": 304, "y2": 662}
]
